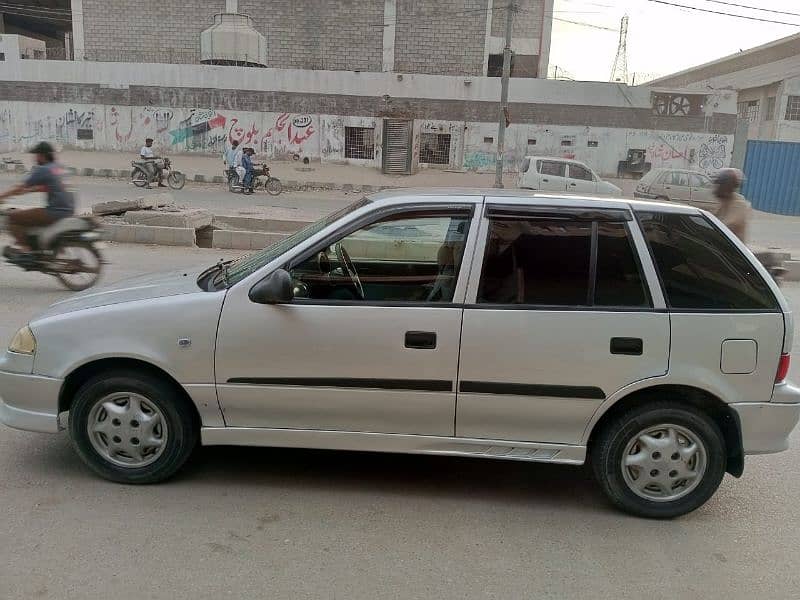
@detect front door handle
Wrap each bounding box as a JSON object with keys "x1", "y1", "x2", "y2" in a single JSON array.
[
  {"x1": 405, "y1": 331, "x2": 437, "y2": 349},
  {"x1": 542, "y1": 178, "x2": 549, "y2": 182},
  {"x1": 610, "y1": 337, "x2": 643, "y2": 355}
]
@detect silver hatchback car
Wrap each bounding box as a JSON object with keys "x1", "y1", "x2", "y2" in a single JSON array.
[{"x1": 2, "y1": 190, "x2": 798, "y2": 518}]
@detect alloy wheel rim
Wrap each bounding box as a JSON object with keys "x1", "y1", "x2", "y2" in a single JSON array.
[
  {"x1": 87, "y1": 392, "x2": 168, "y2": 468},
  {"x1": 621, "y1": 423, "x2": 707, "y2": 502}
]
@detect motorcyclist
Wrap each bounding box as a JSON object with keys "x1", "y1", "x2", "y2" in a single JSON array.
[
  {"x1": 713, "y1": 168, "x2": 750, "y2": 242},
  {"x1": 241, "y1": 148, "x2": 255, "y2": 194},
  {"x1": 0, "y1": 141, "x2": 76, "y2": 255},
  {"x1": 140, "y1": 138, "x2": 165, "y2": 187},
  {"x1": 223, "y1": 140, "x2": 240, "y2": 172}
]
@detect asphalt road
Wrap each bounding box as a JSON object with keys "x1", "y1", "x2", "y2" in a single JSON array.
[{"x1": 2, "y1": 244, "x2": 800, "y2": 600}]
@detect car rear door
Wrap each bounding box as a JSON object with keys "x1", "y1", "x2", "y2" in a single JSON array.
[
  {"x1": 455, "y1": 199, "x2": 669, "y2": 445},
  {"x1": 215, "y1": 198, "x2": 482, "y2": 436},
  {"x1": 689, "y1": 173, "x2": 718, "y2": 210},
  {"x1": 566, "y1": 163, "x2": 597, "y2": 194},
  {"x1": 537, "y1": 160, "x2": 569, "y2": 192},
  {"x1": 663, "y1": 171, "x2": 692, "y2": 203}
]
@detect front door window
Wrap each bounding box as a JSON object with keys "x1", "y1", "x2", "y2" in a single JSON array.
[{"x1": 289, "y1": 211, "x2": 472, "y2": 303}]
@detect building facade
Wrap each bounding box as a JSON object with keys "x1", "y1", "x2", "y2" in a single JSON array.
[
  {"x1": 0, "y1": 57, "x2": 737, "y2": 177},
  {"x1": 652, "y1": 33, "x2": 800, "y2": 144},
  {"x1": 71, "y1": 0, "x2": 554, "y2": 78}
]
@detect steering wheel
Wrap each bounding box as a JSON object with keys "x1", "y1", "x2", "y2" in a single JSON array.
[{"x1": 334, "y1": 242, "x2": 365, "y2": 300}]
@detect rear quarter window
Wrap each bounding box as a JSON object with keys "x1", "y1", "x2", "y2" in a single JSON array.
[{"x1": 637, "y1": 211, "x2": 778, "y2": 310}]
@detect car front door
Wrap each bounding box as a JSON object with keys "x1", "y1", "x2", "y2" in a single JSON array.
[
  {"x1": 566, "y1": 163, "x2": 596, "y2": 194},
  {"x1": 455, "y1": 199, "x2": 670, "y2": 445},
  {"x1": 537, "y1": 160, "x2": 569, "y2": 191},
  {"x1": 689, "y1": 173, "x2": 718, "y2": 210},
  {"x1": 215, "y1": 200, "x2": 480, "y2": 436}
]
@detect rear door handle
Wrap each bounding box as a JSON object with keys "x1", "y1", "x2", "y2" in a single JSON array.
[
  {"x1": 405, "y1": 331, "x2": 437, "y2": 349},
  {"x1": 610, "y1": 337, "x2": 643, "y2": 355},
  {"x1": 542, "y1": 178, "x2": 549, "y2": 182}
]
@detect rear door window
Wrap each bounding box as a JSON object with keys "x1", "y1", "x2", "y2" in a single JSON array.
[
  {"x1": 477, "y1": 216, "x2": 649, "y2": 308},
  {"x1": 568, "y1": 164, "x2": 594, "y2": 181},
  {"x1": 538, "y1": 161, "x2": 566, "y2": 177},
  {"x1": 637, "y1": 212, "x2": 777, "y2": 310}
]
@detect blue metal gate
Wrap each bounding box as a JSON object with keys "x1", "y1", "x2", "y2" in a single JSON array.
[{"x1": 742, "y1": 140, "x2": 800, "y2": 215}]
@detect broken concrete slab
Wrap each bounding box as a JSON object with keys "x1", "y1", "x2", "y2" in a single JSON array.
[
  {"x1": 125, "y1": 208, "x2": 212, "y2": 229},
  {"x1": 92, "y1": 193, "x2": 174, "y2": 215}
]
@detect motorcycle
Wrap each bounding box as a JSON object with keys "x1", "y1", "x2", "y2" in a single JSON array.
[
  {"x1": 131, "y1": 157, "x2": 186, "y2": 190},
  {"x1": 755, "y1": 250, "x2": 787, "y2": 287},
  {"x1": 225, "y1": 164, "x2": 283, "y2": 195},
  {"x1": 1, "y1": 208, "x2": 105, "y2": 291}
]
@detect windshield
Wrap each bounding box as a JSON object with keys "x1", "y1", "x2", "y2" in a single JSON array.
[{"x1": 221, "y1": 197, "x2": 372, "y2": 286}]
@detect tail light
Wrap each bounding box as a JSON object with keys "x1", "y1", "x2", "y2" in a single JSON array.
[{"x1": 776, "y1": 353, "x2": 791, "y2": 383}]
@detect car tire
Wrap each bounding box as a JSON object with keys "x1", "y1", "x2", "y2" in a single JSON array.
[
  {"x1": 655, "y1": 195, "x2": 670, "y2": 202},
  {"x1": 68, "y1": 371, "x2": 198, "y2": 484},
  {"x1": 591, "y1": 402, "x2": 726, "y2": 519}
]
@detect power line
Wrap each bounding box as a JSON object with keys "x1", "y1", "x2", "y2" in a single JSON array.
[
  {"x1": 553, "y1": 16, "x2": 617, "y2": 32},
  {"x1": 645, "y1": 0, "x2": 800, "y2": 26},
  {"x1": 701, "y1": 0, "x2": 800, "y2": 18}
]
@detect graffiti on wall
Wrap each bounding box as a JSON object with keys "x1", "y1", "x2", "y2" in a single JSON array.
[
  {"x1": 169, "y1": 109, "x2": 227, "y2": 151},
  {"x1": 262, "y1": 113, "x2": 316, "y2": 159},
  {"x1": 698, "y1": 134, "x2": 728, "y2": 171},
  {"x1": 464, "y1": 152, "x2": 495, "y2": 170}
]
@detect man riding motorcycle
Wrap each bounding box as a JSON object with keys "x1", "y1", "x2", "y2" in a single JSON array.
[{"x1": 0, "y1": 141, "x2": 76, "y2": 256}]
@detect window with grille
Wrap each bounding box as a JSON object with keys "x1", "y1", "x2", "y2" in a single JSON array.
[
  {"x1": 737, "y1": 100, "x2": 759, "y2": 123},
  {"x1": 344, "y1": 127, "x2": 375, "y2": 160},
  {"x1": 765, "y1": 97, "x2": 776, "y2": 121},
  {"x1": 785, "y1": 96, "x2": 800, "y2": 121},
  {"x1": 419, "y1": 133, "x2": 452, "y2": 165}
]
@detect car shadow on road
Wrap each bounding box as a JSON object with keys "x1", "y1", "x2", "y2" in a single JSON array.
[
  {"x1": 9, "y1": 433, "x2": 614, "y2": 514},
  {"x1": 182, "y1": 444, "x2": 610, "y2": 513}
]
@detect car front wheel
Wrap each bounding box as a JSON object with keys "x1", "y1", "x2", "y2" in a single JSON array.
[
  {"x1": 591, "y1": 402, "x2": 726, "y2": 518},
  {"x1": 68, "y1": 371, "x2": 197, "y2": 484}
]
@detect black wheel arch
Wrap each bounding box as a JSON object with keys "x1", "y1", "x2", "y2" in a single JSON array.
[
  {"x1": 588, "y1": 384, "x2": 744, "y2": 477},
  {"x1": 59, "y1": 357, "x2": 201, "y2": 430}
]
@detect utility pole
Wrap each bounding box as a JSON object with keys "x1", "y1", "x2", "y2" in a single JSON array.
[{"x1": 494, "y1": 2, "x2": 515, "y2": 188}]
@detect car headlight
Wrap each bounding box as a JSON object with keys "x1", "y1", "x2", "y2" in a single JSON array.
[{"x1": 9, "y1": 326, "x2": 36, "y2": 355}]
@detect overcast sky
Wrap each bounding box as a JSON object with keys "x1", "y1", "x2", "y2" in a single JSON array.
[{"x1": 549, "y1": 0, "x2": 799, "y2": 82}]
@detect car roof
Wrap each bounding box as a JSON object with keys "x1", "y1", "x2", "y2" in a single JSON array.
[
  {"x1": 646, "y1": 167, "x2": 710, "y2": 176},
  {"x1": 524, "y1": 155, "x2": 586, "y2": 165},
  {"x1": 365, "y1": 188, "x2": 700, "y2": 214}
]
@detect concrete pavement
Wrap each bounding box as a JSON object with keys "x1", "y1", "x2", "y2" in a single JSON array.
[{"x1": 1, "y1": 244, "x2": 800, "y2": 599}]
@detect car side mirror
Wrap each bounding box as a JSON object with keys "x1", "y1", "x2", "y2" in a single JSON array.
[{"x1": 249, "y1": 269, "x2": 294, "y2": 304}]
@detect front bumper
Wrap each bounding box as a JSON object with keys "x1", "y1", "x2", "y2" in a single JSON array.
[
  {"x1": 0, "y1": 370, "x2": 63, "y2": 433},
  {"x1": 634, "y1": 191, "x2": 658, "y2": 200},
  {"x1": 731, "y1": 382, "x2": 800, "y2": 454}
]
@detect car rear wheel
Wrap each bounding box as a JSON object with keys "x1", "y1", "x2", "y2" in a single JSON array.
[
  {"x1": 591, "y1": 402, "x2": 726, "y2": 518},
  {"x1": 68, "y1": 371, "x2": 197, "y2": 483}
]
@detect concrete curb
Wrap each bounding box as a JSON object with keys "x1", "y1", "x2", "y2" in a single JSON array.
[
  {"x1": 212, "y1": 230, "x2": 288, "y2": 250},
  {"x1": 103, "y1": 224, "x2": 197, "y2": 247}
]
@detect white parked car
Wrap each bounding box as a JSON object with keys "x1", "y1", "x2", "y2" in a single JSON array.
[
  {"x1": 1, "y1": 189, "x2": 798, "y2": 518},
  {"x1": 518, "y1": 156, "x2": 622, "y2": 196},
  {"x1": 635, "y1": 168, "x2": 718, "y2": 210}
]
